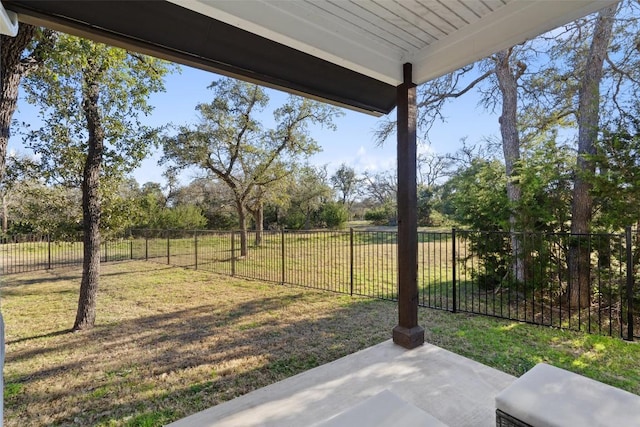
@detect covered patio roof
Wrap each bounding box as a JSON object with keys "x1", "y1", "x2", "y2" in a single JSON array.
[{"x1": 3, "y1": 0, "x2": 617, "y2": 116}]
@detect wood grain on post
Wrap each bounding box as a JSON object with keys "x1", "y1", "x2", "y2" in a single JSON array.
[{"x1": 393, "y1": 63, "x2": 424, "y2": 349}]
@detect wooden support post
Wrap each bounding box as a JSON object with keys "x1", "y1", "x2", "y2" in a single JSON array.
[{"x1": 393, "y1": 63, "x2": 424, "y2": 349}]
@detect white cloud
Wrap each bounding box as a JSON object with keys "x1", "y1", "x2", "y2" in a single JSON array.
[
  {"x1": 352, "y1": 146, "x2": 395, "y2": 172},
  {"x1": 417, "y1": 141, "x2": 435, "y2": 156}
]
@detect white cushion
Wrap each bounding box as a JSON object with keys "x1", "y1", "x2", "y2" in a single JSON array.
[{"x1": 495, "y1": 363, "x2": 640, "y2": 427}]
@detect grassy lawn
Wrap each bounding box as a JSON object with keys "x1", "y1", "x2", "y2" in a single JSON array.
[{"x1": 2, "y1": 261, "x2": 639, "y2": 426}]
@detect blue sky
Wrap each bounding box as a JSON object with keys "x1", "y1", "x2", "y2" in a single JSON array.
[{"x1": 9, "y1": 64, "x2": 501, "y2": 186}]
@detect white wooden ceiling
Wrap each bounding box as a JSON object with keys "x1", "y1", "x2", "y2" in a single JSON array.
[
  {"x1": 169, "y1": 0, "x2": 618, "y2": 86},
  {"x1": 5, "y1": 0, "x2": 618, "y2": 114}
]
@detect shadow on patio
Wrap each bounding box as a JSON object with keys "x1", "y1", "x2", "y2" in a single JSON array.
[{"x1": 168, "y1": 339, "x2": 515, "y2": 427}]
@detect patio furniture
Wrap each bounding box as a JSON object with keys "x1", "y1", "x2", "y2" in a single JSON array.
[{"x1": 495, "y1": 363, "x2": 640, "y2": 427}]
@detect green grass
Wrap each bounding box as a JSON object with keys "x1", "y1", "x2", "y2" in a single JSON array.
[
  {"x1": 423, "y1": 312, "x2": 640, "y2": 390},
  {"x1": 4, "y1": 382, "x2": 23, "y2": 399},
  {"x1": 123, "y1": 410, "x2": 176, "y2": 427},
  {"x1": 2, "y1": 261, "x2": 639, "y2": 426}
]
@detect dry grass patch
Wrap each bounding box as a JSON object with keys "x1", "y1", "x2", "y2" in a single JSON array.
[{"x1": 2, "y1": 261, "x2": 396, "y2": 426}]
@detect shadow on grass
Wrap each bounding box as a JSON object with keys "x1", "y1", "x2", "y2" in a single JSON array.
[
  {"x1": 6, "y1": 329, "x2": 72, "y2": 345},
  {"x1": 5, "y1": 286, "x2": 394, "y2": 427},
  {"x1": 0, "y1": 264, "x2": 179, "y2": 289},
  {"x1": 1, "y1": 287, "x2": 78, "y2": 299},
  {"x1": 0, "y1": 274, "x2": 79, "y2": 288},
  {"x1": 98, "y1": 264, "x2": 179, "y2": 278},
  {"x1": 352, "y1": 231, "x2": 452, "y2": 246}
]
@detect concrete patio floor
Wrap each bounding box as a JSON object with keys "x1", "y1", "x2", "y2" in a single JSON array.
[{"x1": 168, "y1": 340, "x2": 516, "y2": 426}]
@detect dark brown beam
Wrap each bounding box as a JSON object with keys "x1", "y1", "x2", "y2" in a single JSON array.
[
  {"x1": 4, "y1": 0, "x2": 397, "y2": 115},
  {"x1": 393, "y1": 63, "x2": 424, "y2": 349}
]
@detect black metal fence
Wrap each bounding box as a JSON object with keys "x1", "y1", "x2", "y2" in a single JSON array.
[
  {"x1": 1, "y1": 228, "x2": 637, "y2": 340},
  {"x1": 0, "y1": 233, "x2": 134, "y2": 274},
  {"x1": 451, "y1": 230, "x2": 636, "y2": 340}
]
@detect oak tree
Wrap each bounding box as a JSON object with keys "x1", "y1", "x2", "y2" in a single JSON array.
[
  {"x1": 23, "y1": 34, "x2": 172, "y2": 330},
  {"x1": 0, "y1": 24, "x2": 52, "y2": 180},
  {"x1": 162, "y1": 78, "x2": 340, "y2": 256}
]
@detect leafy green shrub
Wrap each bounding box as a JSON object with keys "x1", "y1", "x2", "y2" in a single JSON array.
[
  {"x1": 149, "y1": 205, "x2": 207, "y2": 230},
  {"x1": 284, "y1": 210, "x2": 307, "y2": 230},
  {"x1": 321, "y1": 202, "x2": 348, "y2": 229},
  {"x1": 205, "y1": 210, "x2": 237, "y2": 230},
  {"x1": 364, "y1": 205, "x2": 394, "y2": 225},
  {"x1": 417, "y1": 186, "x2": 434, "y2": 226}
]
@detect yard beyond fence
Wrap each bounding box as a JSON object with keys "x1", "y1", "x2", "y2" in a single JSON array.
[{"x1": 1, "y1": 228, "x2": 637, "y2": 340}]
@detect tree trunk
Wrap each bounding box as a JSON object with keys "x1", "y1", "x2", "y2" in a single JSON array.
[
  {"x1": 236, "y1": 200, "x2": 248, "y2": 257},
  {"x1": 305, "y1": 208, "x2": 311, "y2": 230},
  {"x1": 495, "y1": 49, "x2": 525, "y2": 283},
  {"x1": 252, "y1": 203, "x2": 264, "y2": 246},
  {"x1": 0, "y1": 25, "x2": 36, "y2": 182},
  {"x1": 73, "y1": 71, "x2": 104, "y2": 331},
  {"x1": 2, "y1": 194, "x2": 7, "y2": 233},
  {"x1": 568, "y1": 5, "x2": 616, "y2": 309}
]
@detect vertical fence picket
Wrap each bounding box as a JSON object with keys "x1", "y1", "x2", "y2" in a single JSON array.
[
  {"x1": 166, "y1": 232, "x2": 170, "y2": 265},
  {"x1": 281, "y1": 229, "x2": 285, "y2": 285},
  {"x1": 626, "y1": 226, "x2": 635, "y2": 341},
  {"x1": 194, "y1": 231, "x2": 198, "y2": 270},
  {"x1": 350, "y1": 228, "x2": 354, "y2": 296},
  {"x1": 452, "y1": 228, "x2": 457, "y2": 314},
  {"x1": 607, "y1": 235, "x2": 613, "y2": 337},
  {"x1": 231, "y1": 231, "x2": 236, "y2": 277},
  {"x1": 47, "y1": 234, "x2": 52, "y2": 270}
]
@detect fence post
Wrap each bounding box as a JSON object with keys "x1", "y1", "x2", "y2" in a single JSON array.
[
  {"x1": 47, "y1": 234, "x2": 52, "y2": 270},
  {"x1": 625, "y1": 226, "x2": 634, "y2": 341},
  {"x1": 145, "y1": 234, "x2": 148, "y2": 261},
  {"x1": 104, "y1": 241, "x2": 108, "y2": 263},
  {"x1": 167, "y1": 231, "x2": 170, "y2": 265},
  {"x1": 194, "y1": 230, "x2": 198, "y2": 270},
  {"x1": 452, "y1": 228, "x2": 457, "y2": 314},
  {"x1": 350, "y1": 228, "x2": 354, "y2": 296},
  {"x1": 281, "y1": 229, "x2": 285, "y2": 285},
  {"x1": 130, "y1": 240, "x2": 133, "y2": 260},
  {"x1": 231, "y1": 230, "x2": 236, "y2": 276}
]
